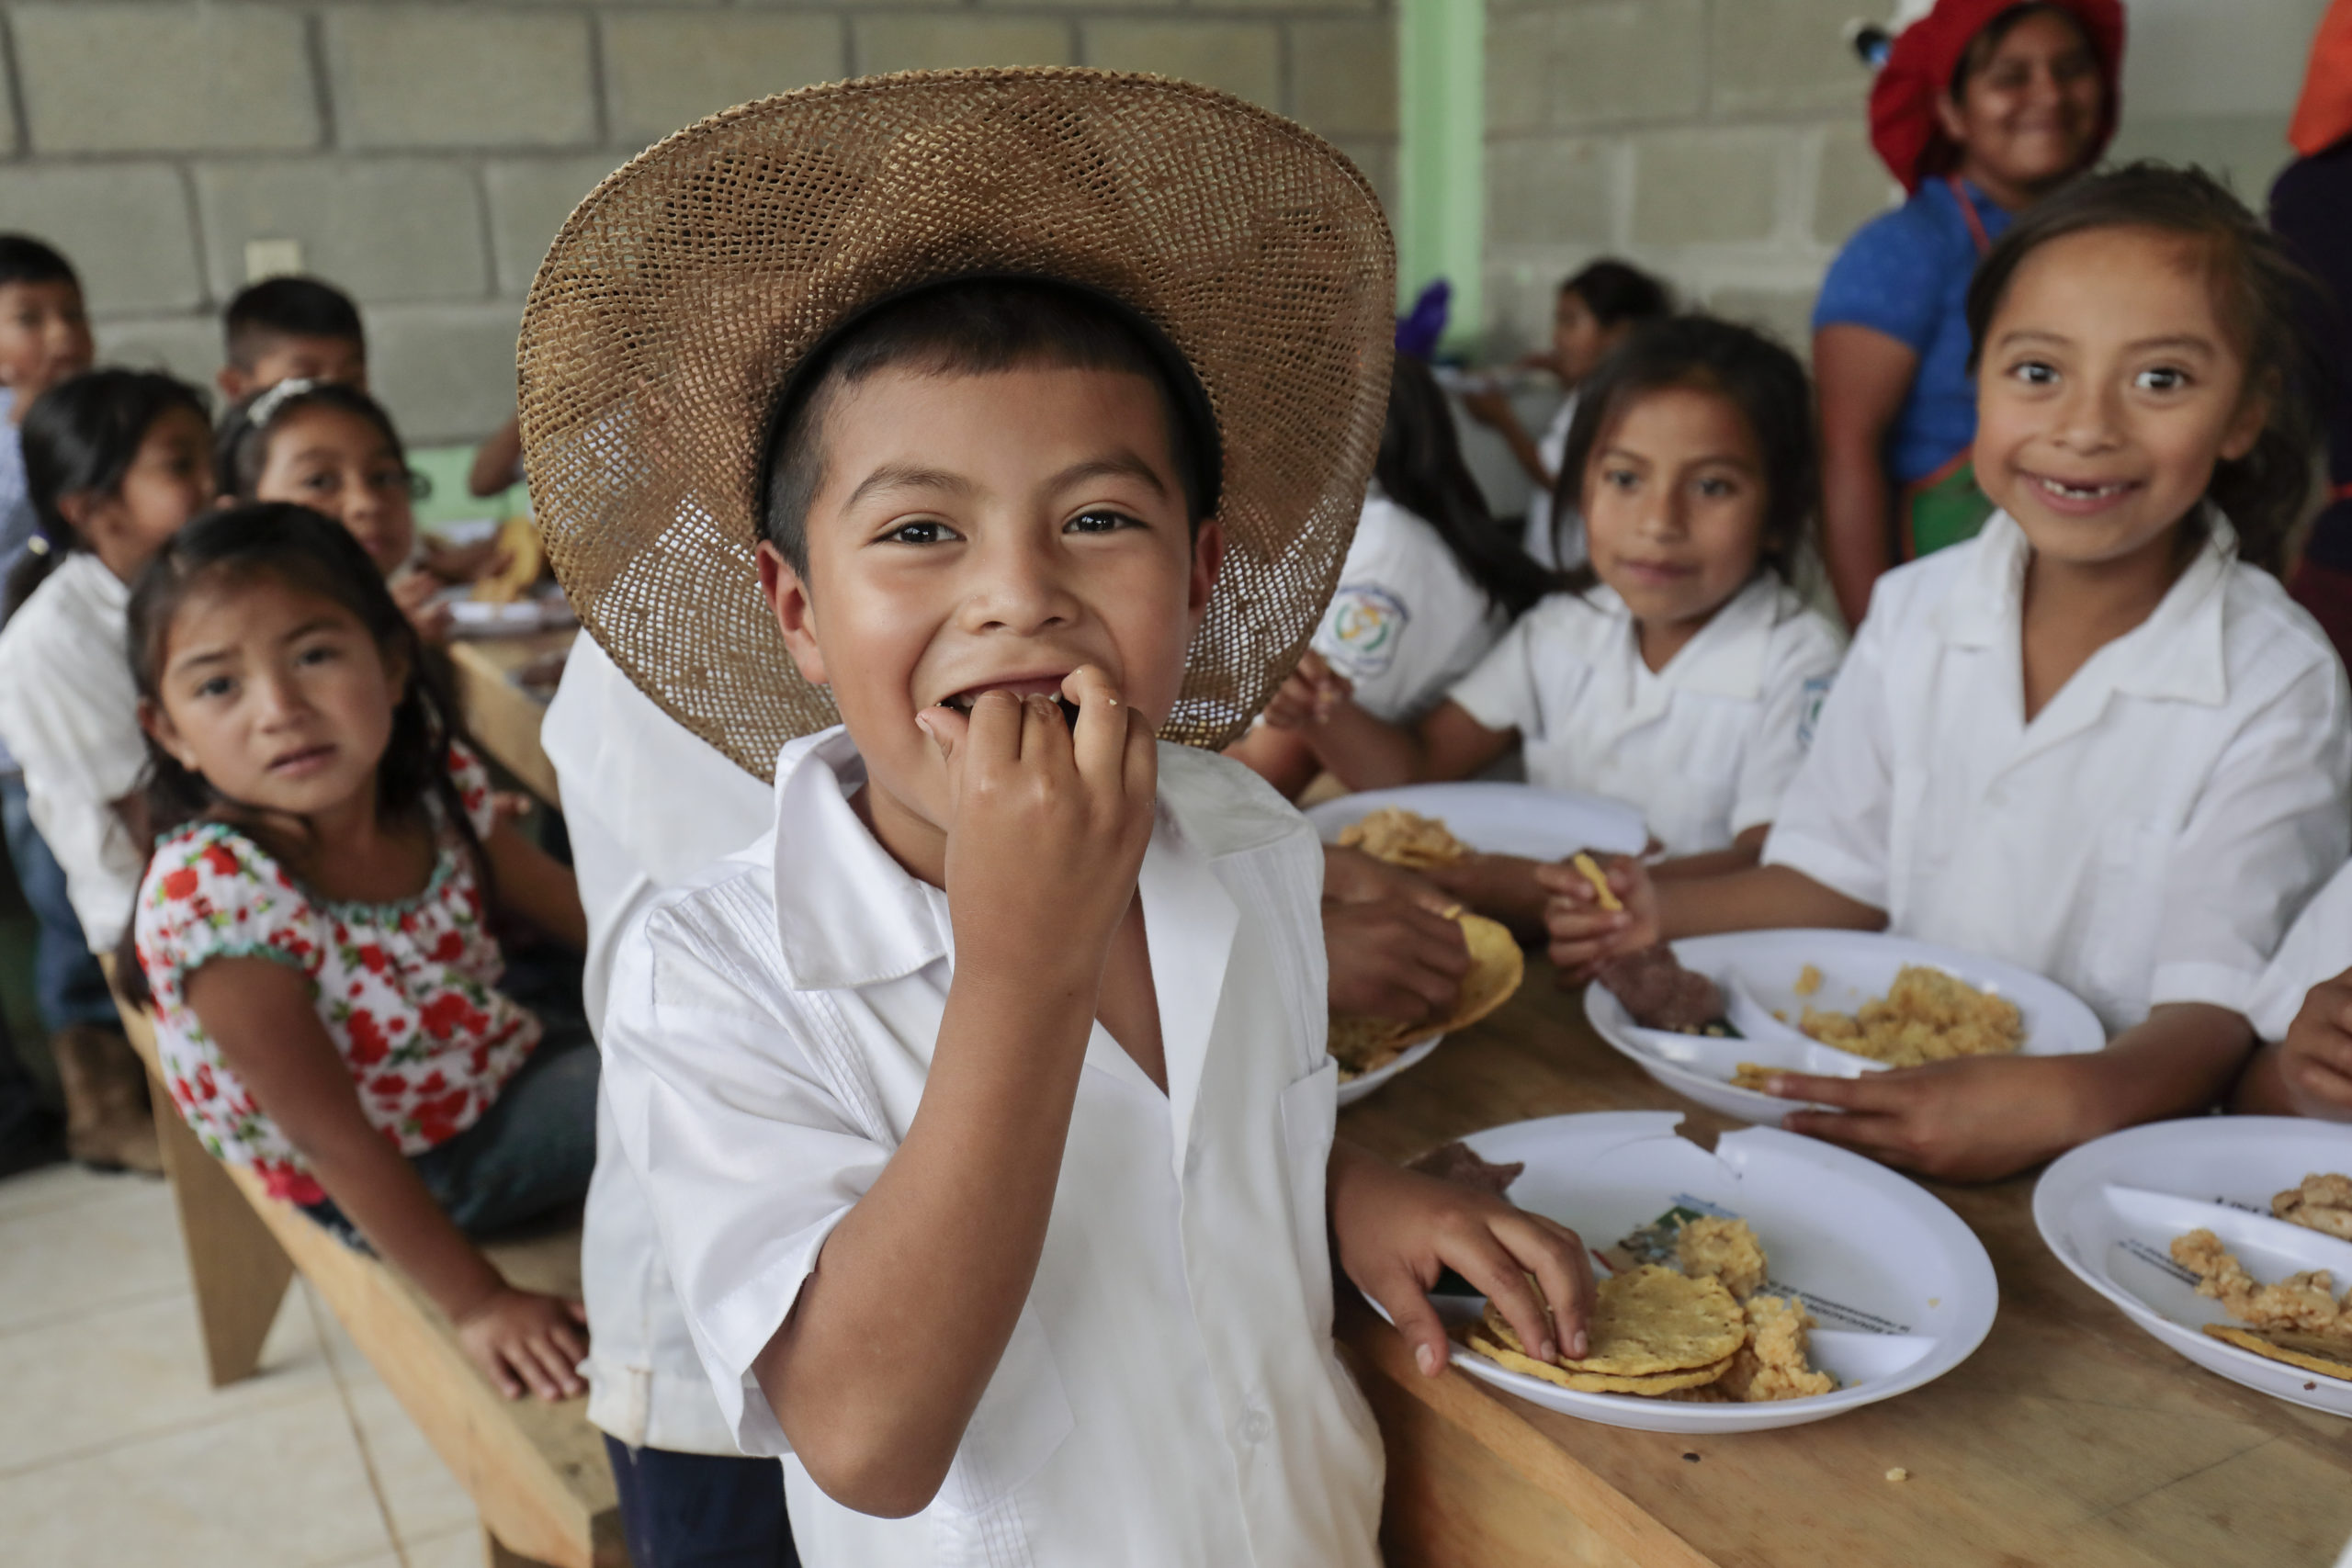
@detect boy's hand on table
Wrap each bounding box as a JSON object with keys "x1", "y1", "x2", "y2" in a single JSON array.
[
  {"x1": 1261, "y1": 650, "x2": 1351, "y2": 731},
  {"x1": 1324, "y1": 898, "x2": 1468, "y2": 1023},
  {"x1": 1330, "y1": 1144, "x2": 1591, "y2": 1381},
  {"x1": 1761, "y1": 1055, "x2": 2093, "y2": 1183},
  {"x1": 454, "y1": 1287, "x2": 590, "y2": 1402},
  {"x1": 1535, "y1": 852, "x2": 1657, "y2": 979},
  {"x1": 2278, "y1": 971, "x2": 2352, "y2": 1116}
]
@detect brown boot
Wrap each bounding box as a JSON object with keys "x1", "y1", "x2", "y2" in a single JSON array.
[{"x1": 50, "y1": 1025, "x2": 163, "y2": 1176}]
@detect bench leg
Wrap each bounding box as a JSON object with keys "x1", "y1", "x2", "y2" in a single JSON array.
[
  {"x1": 483, "y1": 1526, "x2": 565, "y2": 1567},
  {"x1": 153, "y1": 1083, "x2": 295, "y2": 1386}
]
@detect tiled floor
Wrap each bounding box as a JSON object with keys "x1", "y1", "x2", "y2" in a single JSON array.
[{"x1": 0, "y1": 1161, "x2": 488, "y2": 1568}]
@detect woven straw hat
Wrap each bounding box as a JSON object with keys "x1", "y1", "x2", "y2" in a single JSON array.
[{"x1": 517, "y1": 67, "x2": 1396, "y2": 780}]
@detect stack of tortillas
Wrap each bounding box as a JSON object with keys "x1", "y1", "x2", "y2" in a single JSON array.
[
  {"x1": 1469, "y1": 1266, "x2": 1747, "y2": 1393},
  {"x1": 1328, "y1": 911, "x2": 1523, "y2": 1079}
]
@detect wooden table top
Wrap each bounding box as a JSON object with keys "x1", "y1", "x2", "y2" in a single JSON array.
[
  {"x1": 447, "y1": 628, "x2": 575, "y2": 807},
  {"x1": 1337, "y1": 961, "x2": 2352, "y2": 1568}
]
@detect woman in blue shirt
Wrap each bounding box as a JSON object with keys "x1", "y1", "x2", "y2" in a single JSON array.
[{"x1": 1813, "y1": 0, "x2": 2121, "y2": 626}]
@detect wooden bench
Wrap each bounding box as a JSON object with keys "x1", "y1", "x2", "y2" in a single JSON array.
[{"x1": 111, "y1": 982, "x2": 626, "y2": 1567}]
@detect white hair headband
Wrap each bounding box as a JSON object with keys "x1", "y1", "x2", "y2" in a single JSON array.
[{"x1": 243, "y1": 376, "x2": 319, "y2": 431}]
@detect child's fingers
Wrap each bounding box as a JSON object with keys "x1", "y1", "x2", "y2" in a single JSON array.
[
  {"x1": 1452, "y1": 1243, "x2": 1561, "y2": 1367},
  {"x1": 1779, "y1": 1107, "x2": 1924, "y2": 1168},
  {"x1": 1360, "y1": 1260, "x2": 1455, "y2": 1379},
  {"x1": 1061, "y1": 665, "x2": 1127, "y2": 784},
  {"x1": 527, "y1": 1336, "x2": 587, "y2": 1400},
  {"x1": 1488, "y1": 1212, "x2": 1593, "y2": 1360},
  {"x1": 1119, "y1": 691, "x2": 1159, "y2": 803},
  {"x1": 963, "y1": 687, "x2": 1024, "y2": 768},
  {"x1": 1017, "y1": 691, "x2": 1075, "y2": 775},
  {"x1": 1761, "y1": 1069, "x2": 1913, "y2": 1112},
  {"x1": 2290, "y1": 1052, "x2": 2352, "y2": 1109}
]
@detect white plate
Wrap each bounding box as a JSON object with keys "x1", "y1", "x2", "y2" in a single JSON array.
[
  {"x1": 1375, "y1": 1111, "x2": 1997, "y2": 1432},
  {"x1": 1337, "y1": 1036, "x2": 1442, "y2": 1107},
  {"x1": 445, "y1": 597, "x2": 579, "y2": 637},
  {"x1": 1586, "y1": 930, "x2": 2106, "y2": 1125},
  {"x1": 1306, "y1": 782, "x2": 1645, "y2": 863},
  {"x1": 2034, "y1": 1118, "x2": 2352, "y2": 1417}
]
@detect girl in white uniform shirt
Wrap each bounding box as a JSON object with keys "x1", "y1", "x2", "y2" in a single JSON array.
[
  {"x1": 1277, "y1": 317, "x2": 1844, "y2": 931},
  {"x1": 1228, "y1": 351, "x2": 1554, "y2": 799},
  {"x1": 1550, "y1": 166, "x2": 2352, "y2": 1181},
  {"x1": 2234, "y1": 859, "x2": 2352, "y2": 1122}
]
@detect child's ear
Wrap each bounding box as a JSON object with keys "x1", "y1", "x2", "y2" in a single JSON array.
[
  {"x1": 1933, "y1": 91, "x2": 1970, "y2": 150},
  {"x1": 138, "y1": 697, "x2": 200, "y2": 776},
  {"x1": 2220, "y1": 378, "x2": 2274, "y2": 464},
  {"x1": 216, "y1": 365, "x2": 252, "y2": 402},
  {"x1": 756, "y1": 540, "x2": 828, "y2": 687},
  {"x1": 1187, "y1": 518, "x2": 1225, "y2": 622}
]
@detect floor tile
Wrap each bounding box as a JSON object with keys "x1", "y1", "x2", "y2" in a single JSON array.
[
  {"x1": 0, "y1": 1172, "x2": 185, "y2": 1333},
  {"x1": 0, "y1": 1387, "x2": 394, "y2": 1568},
  {"x1": 0, "y1": 1159, "x2": 154, "y2": 1221},
  {"x1": 401, "y1": 1525, "x2": 490, "y2": 1568},
  {"x1": 0, "y1": 1283, "x2": 326, "y2": 1474},
  {"x1": 345, "y1": 1378, "x2": 480, "y2": 1544}
]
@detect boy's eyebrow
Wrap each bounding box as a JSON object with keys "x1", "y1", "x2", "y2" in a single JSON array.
[
  {"x1": 1046, "y1": 452, "x2": 1170, "y2": 497},
  {"x1": 843, "y1": 463, "x2": 976, "y2": 509},
  {"x1": 167, "y1": 647, "x2": 236, "y2": 674}
]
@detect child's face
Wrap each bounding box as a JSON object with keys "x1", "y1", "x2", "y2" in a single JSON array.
[
  {"x1": 1581, "y1": 385, "x2": 1769, "y2": 635},
  {"x1": 1552, "y1": 291, "x2": 1623, "y2": 387},
  {"x1": 1937, "y1": 10, "x2": 2104, "y2": 197},
  {"x1": 143, "y1": 572, "x2": 402, "y2": 821},
  {"x1": 0, "y1": 279, "x2": 94, "y2": 412},
  {"x1": 1974, "y1": 226, "x2": 2263, "y2": 570},
  {"x1": 220, "y1": 334, "x2": 368, "y2": 401},
  {"x1": 254, "y1": 405, "x2": 415, "y2": 575},
  {"x1": 761, "y1": 363, "x2": 1220, "y2": 840},
  {"x1": 70, "y1": 404, "x2": 216, "y2": 583}
]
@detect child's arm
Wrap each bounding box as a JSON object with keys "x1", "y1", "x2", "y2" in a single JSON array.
[
  {"x1": 1329, "y1": 1139, "x2": 1593, "y2": 1377},
  {"x1": 1286, "y1": 687, "x2": 1517, "y2": 794},
  {"x1": 1761, "y1": 1002, "x2": 2255, "y2": 1182},
  {"x1": 483, "y1": 815, "x2": 587, "y2": 949},
  {"x1": 1537, "y1": 853, "x2": 1884, "y2": 976},
  {"x1": 1646, "y1": 824, "x2": 1770, "y2": 882},
  {"x1": 750, "y1": 674, "x2": 1156, "y2": 1517},
  {"x1": 2235, "y1": 969, "x2": 2352, "y2": 1120},
  {"x1": 1322, "y1": 845, "x2": 1471, "y2": 1025},
  {"x1": 1456, "y1": 381, "x2": 1552, "y2": 491},
  {"x1": 185, "y1": 957, "x2": 588, "y2": 1400},
  {"x1": 1223, "y1": 721, "x2": 1323, "y2": 799}
]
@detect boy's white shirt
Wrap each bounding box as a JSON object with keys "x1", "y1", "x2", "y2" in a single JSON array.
[
  {"x1": 600, "y1": 728, "x2": 1384, "y2": 1568},
  {"x1": 1766, "y1": 509, "x2": 2352, "y2": 1036},
  {"x1": 1448, "y1": 571, "x2": 1845, "y2": 857},
  {"x1": 1311, "y1": 489, "x2": 1510, "y2": 725},
  {"x1": 2245, "y1": 855, "x2": 2352, "y2": 1044},
  {"x1": 541, "y1": 637, "x2": 773, "y2": 1455},
  {"x1": 0, "y1": 552, "x2": 150, "y2": 949},
  {"x1": 1520, "y1": 393, "x2": 1584, "y2": 571}
]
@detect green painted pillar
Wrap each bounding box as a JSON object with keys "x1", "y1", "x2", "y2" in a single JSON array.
[{"x1": 1396, "y1": 0, "x2": 1485, "y2": 356}]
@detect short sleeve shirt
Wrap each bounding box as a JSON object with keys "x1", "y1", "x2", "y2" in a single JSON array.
[
  {"x1": 1520, "y1": 394, "x2": 1584, "y2": 570},
  {"x1": 1813, "y1": 177, "x2": 2011, "y2": 487},
  {"x1": 1310, "y1": 491, "x2": 1510, "y2": 725},
  {"x1": 133, "y1": 743, "x2": 539, "y2": 1204},
  {"x1": 1448, "y1": 574, "x2": 1845, "y2": 856}
]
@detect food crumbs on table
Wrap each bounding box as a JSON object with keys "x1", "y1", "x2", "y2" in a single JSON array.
[
  {"x1": 1572, "y1": 852, "x2": 1623, "y2": 910},
  {"x1": 1885, "y1": 1468, "x2": 1909, "y2": 1483}
]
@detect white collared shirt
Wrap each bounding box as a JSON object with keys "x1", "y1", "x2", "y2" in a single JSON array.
[
  {"x1": 601, "y1": 730, "x2": 1384, "y2": 1568},
  {"x1": 1447, "y1": 571, "x2": 1844, "y2": 856},
  {"x1": 541, "y1": 637, "x2": 774, "y2": 1456},
  {"x1": 0, "y1": 552, "x2": 150, "y2": 949},
  {"x1": 2245, "y1": 857, "x2": 2352, "y2": 1043},
  {"x1": 1312, "y1": 491, "x2": 1510, "y2": 725},
  {"x1": 1766, "y1": 511, "x2": 2352, "y2": 1035}
]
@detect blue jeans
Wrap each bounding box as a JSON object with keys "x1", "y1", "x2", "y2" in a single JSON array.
[
  {"x1": 0, "y1": 774, "x2": 119, "y2": 1033},
  {"x1": 604, "y1": 1436, "x2": 800, "y2": 1568}
]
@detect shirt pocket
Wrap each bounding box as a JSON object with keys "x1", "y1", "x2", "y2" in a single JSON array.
[
  {"x1": 1278, "y1": 1060, "x2": 1340, "y2": 1337},
  {"x1": 935, "y1": 1300, "x2": 1073, "y2": 1520}
]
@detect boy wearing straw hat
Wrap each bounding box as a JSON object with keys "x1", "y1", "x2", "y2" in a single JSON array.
[{"x1": 522, "y1": 70, "x2": 1592, "y2": 1566}]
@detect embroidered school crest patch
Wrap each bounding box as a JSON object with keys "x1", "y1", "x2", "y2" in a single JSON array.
[
  {"x1": 1796, "y1": 674, "x2": 1833, "y2": 749},
  {"x1": 1324, "y1": 586, "x2": 1409, "y2": 678}
]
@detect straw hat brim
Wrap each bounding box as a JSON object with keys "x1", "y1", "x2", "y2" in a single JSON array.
[{"x1": 517, "y1": 67, "x2": 1396, "y2": 780}]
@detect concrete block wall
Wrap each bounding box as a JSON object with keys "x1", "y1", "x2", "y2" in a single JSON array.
[{"x1": 0, "y1": 0, "x2": 1396, "y2": 447}]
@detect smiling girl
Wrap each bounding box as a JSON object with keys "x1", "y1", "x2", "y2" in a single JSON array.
[
  {"x1": 1277, "y1": 317, "x2": 1844, "y2": 929},
  {"x1": 1549, "y1": 165, "x2": 2351, "y2": 1182},
  {"x1": 119, "y1": 503, "x2": 595, "y2": 1401}
]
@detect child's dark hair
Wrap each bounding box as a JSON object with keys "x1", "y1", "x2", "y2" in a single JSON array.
[
  {"x1": 1380, "y1": 353, "x2": 1555, "y2": 617},
  {"x1": 0, "y1": 233, "x2": 78, "y2": 292},
  {"x1": 113, "y1": 503, "x2": 482, "y2": 1006},
  {"x1": 1950, "y1": 4, "x2": 2091, "y2": 98},
  {"x1": 1964, "y1": 162, "x2": 2324, "y2": 575},
  {"x1": 1560, "y1": 259, "x2": 1672, "y2": 329},
  {"x1": 11, "y1": 368, "x2": 209, "y2": 618},
  {"x1": 759, "y1": 277, "x2": 1221, "y2": 576},
  {"x1": 214, "y1": 378, "x2": 416, "y2": 502},
  {"x1": 1551, "y1": 316, "x2": 1821, "y2": 595},
  {"x1": 222, "y1": 276, "x2": 365, "y2": 369}
]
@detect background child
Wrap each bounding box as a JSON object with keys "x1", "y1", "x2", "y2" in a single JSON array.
[
  {"x1": 1550, "y1": 165, "x2": 2350, "y2": 1182},
  {"x1": 0, "y1": 369, "x2": 214, "y2": 1170},
  {"x1": 1283, "y1": 317, "x2": 1843, "y2": 928},
  {"x1": 216, "y1": 275, "x2": 367, "y2": 401},
  {"x1": 1228, "y1": 351, "x2": 1555, "y2": 798},
  {"x1": 120, "y1": 503, "x2": 594, "y2": 1400},
  {"x1": 2233, "y1": 859, "x2": 2352, "y2": 1122},
  {"x1": 1461, "y1": 258, "x2": 1672, "y2": 569}
]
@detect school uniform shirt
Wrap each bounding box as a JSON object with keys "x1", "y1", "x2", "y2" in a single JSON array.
[
  {"x1": 1520, "y1": 392, "x2": 1585, "y2": 571},
  {"x1": 540, "y1": 637, "x2": 774, "y2": 1457},
  {"x1": 601, "y1": 728, "x2": 1385, "y2": 1568},
  {"x1": 1311, "y1": 490, "x2": 1510, "y2": 724},
  {"x1": 1447, "y1": 572, "x2": 1844, "y2": 857},
  {"x1": 0, "y1": 391, "x2": 30, "y2": 775},
  {"x1": 2245, "y1": 857, "x2": 2352, "y2": 1044},
  {"x1": 1765, "y1": 511, "x2": 2352, "y2": 1036},
  {"x1": 0, "y1": 552, "x2": 151, "y2": 949}
]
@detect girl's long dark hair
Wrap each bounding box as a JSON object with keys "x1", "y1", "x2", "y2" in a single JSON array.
[
  {"x1": 11, "y1": 368, "x2": 209, "y2": 618},
  {"x1": 1551, "y1": 316, "x2": 1822, "y2": 597},
  {"x1": 114, "y1": 503, "x2": 485, "y2": 1005},
  {"x1": 1379, "y1": 352, "x2": 1555, "y2": 617},
  {"x1": 1964, "y1": 162, "x2": 2324, "y2": 576}
]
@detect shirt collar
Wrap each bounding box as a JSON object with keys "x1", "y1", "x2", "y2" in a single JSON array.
[
  {"x1": 766, "y1": 728, "x2": 955, "y2": 992},
  {"x1": 63, "y1": 549, "x2": 130, "y2": 612},
  {"x1": 1582, "y1": 576, "x2": 1784, "y2": 701},
  {"x1": 1929, "y1": 509, "x2": 2235, "y2": 705}
]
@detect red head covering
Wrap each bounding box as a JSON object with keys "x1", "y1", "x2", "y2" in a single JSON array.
[
  {"x1": 2289, "y1": 0, "x2": 2352, "y2": 158},
  {"x1": 1870, "y1": 0, "x2": 2126, "y2": 193}
]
